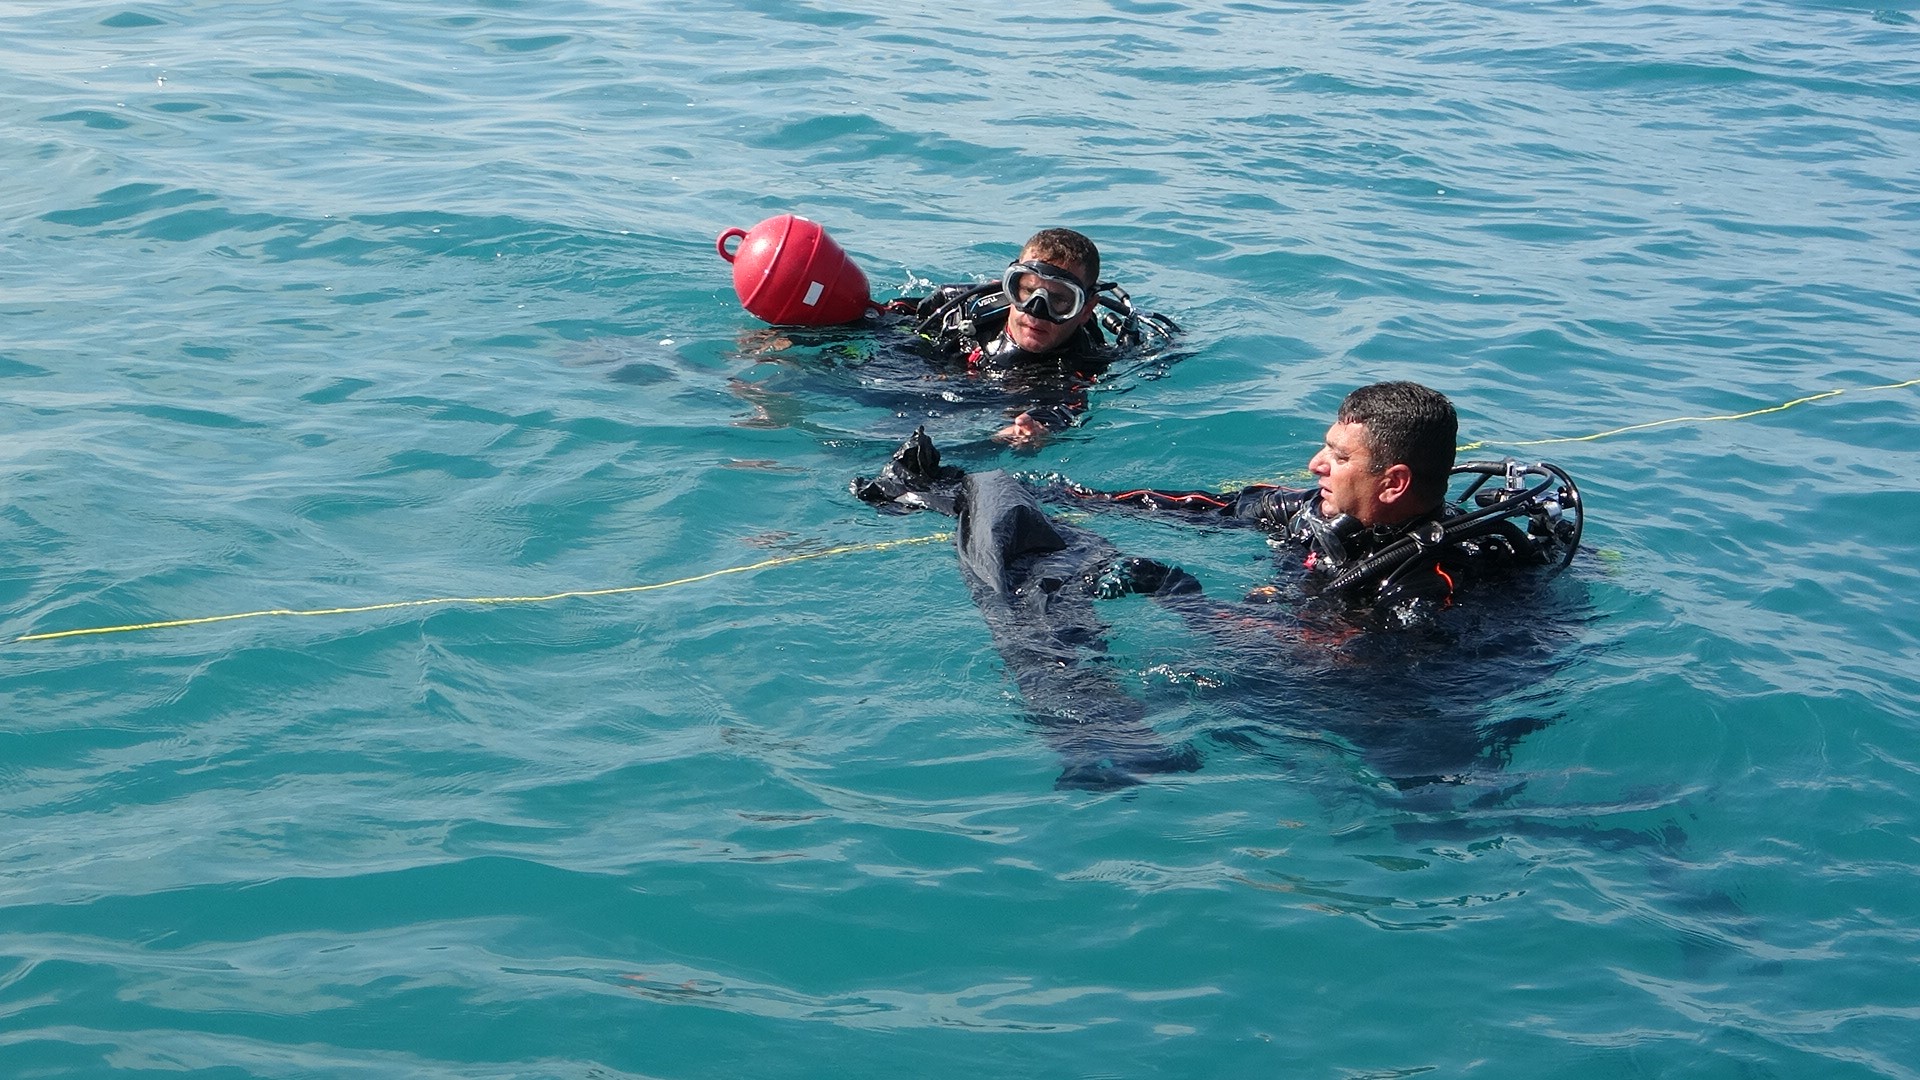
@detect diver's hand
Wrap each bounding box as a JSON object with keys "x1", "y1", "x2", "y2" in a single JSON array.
[
  {"x1": 737, "y1": 328, "x2": 795, "y2": 354},
  {"x1": 993, "y1": 412, "x2": 1049, "y2": 445},
  {"x1": 1091, "y1": 557, "x2": 1175, "y2": 599}
]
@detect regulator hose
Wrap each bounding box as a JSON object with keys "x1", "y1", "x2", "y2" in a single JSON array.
[{"x1": 1325, "y1": 459, "x2": 1583, "y2": 594}]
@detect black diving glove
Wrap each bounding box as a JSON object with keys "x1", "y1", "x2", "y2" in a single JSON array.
[
  {"x1": 1090, "y1": 557, "x2": 1199, "y2": 599},
  {"x1": 851, "y1": 426, "x2": 965, "y2": 510}
]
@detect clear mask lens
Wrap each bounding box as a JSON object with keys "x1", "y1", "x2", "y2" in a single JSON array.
[{"x1": 1001, "y1": 261, "x2": 1087, "y2": 324}]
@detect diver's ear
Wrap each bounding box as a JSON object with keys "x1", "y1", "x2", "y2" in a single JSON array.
[{"x1": 1376, "y1": 462, "x2": 1414, "y2": 505}]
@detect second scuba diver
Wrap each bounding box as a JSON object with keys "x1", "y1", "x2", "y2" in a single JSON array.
[{"x1": 884, "y1": 227, "x2": 1177, "y2": 444}]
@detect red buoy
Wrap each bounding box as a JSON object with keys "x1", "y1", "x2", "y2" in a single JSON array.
[{"x1": 716, "y1": 214, "x2": 876, "y2": 326}]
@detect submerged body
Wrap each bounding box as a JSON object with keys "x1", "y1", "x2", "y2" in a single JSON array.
[
  {"x1": 953, "y1": 469, "x2": 1202, "y2": 788},
  {"x1": 854, "y1": 423, "x2": 1586, "y2": 791}
]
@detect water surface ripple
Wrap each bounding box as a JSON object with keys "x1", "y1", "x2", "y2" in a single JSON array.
[{"x1": 4, "y1": 1, "x2": 1918, "y2": 1077}]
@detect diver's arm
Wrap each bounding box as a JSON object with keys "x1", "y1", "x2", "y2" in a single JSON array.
[
  {"x1": 877, "y1": 283, "x2": 977, "y2": 322},
  {"x1": 903, "y1": 282, "x2": 1004, "y2": 350},
  {"x1": 988, "y1": 337, "x2": 1103, "y2": 444},
  {"x1": 1087, "y1": 556, "x2": 1351, "y2": 656},
  {"x1": 995, "y1": 403, "x2": 1080, "y2": 445},
  {"x1": 1056, "y1": 481, "x2": 1311, "y2": 529},
  {"x1": 903, "y1": 282, "x2": 978, "y2": 316}
]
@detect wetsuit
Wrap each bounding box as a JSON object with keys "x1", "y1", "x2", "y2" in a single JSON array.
[
  {"x1": 1060, "y1": 468, "x2": 1585, "y2": 792},
  {"x1": 852, "y1": 430, "x2": 1582, "y2": 791},
  {"x1": 852, "y1": 429, "x2": 1199, "y2": 788},
  {"x1": 954, "y1": 469, "x2": 1201, "y2": 788},
  {"x1": 892, "y1": 283, "x2": 1114, "y2": 432},
  {"x1": 1069, "y1": 479, "x2": 1572, "y2": 627},
  {"x1": 856, "y1": 428, "x2": 1579, "y2": 623}
]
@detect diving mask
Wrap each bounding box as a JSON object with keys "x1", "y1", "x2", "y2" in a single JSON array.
[{"x1": 1001, "y1": 260, "x2": 1089, "y2": 324}]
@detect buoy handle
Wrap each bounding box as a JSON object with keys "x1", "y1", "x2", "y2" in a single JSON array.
[{"x1": 716, "y1": 228, "x2": 748, "y2": 262}]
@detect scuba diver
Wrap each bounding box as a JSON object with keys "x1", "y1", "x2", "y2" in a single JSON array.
[
  {"x1": 1064, "y1": 380, "x2": 1583, "y2": 628},
  {"x1": 731, "y1": 228, "x2": 1175, "y2": 447},
  {"x1": 879, "y1": 227, "x2": 1177, "y2": 444},
  {"x1": 852, "y1": 381, "x2": 1586, "y2": 790},
  {"x1": 860, "y1": 381, "x2": 1582, "y2": 625}
]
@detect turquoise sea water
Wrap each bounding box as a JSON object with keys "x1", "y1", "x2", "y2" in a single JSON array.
[{"x1": 5, "y1": 1, "x2": 1919, "y2": 1077}]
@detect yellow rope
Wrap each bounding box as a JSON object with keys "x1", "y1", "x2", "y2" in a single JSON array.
[
  {"x1": 15, "y1": 376, "x2": 1917, "y2": 644},
  {"x1": 14, "y1": 532, "x2": 952, "y2": 643},
  {"x1": 1457, "y1": 378, "x2": 1920, "y2": 452}
]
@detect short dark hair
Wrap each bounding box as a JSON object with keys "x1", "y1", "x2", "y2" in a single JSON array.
[
  {"x1": 1336, "y1": 381, "x2": 1457, "y2": 504},
  {"x1": 1020, "y1": 228, "x2": 1100, "y2": 289}
]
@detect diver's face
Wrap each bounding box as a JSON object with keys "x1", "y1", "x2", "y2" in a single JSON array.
[
  {"x1": 1309, "y1": 421, "x2": 1387, "y2": 525},
  {"x1": 1003, "y1": 254, "x2": 1093, "y2": 354}
]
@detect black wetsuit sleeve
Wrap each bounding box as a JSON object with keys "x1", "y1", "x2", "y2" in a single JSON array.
[
  {"x1": 1057, "y1": 482, "x2": 1312, "y2": 532},
  {"x1": 1367, "y1": 568, "x2": 1455, "y2": 629},
  {"x1": 1013, "y1": 327, "x2": 1113, "y2": 432},
  {"x1": 1023, "y1": 402, "x2": 1084, "y2": 431},
  {"x1": 910, "y1": 284, "x2": 972, "y2": 319},
  {"x1": 1363, "y1": 516, "x2": 1554, "y2": 627},
  {"x1": 903, "y1": 283, "x2": 1004, "y2": 365},
  {"x1": 1229, "y1": 485, "x2": 1313, "y2": 531}
]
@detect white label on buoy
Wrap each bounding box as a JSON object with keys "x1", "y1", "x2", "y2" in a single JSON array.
[{"x1": 803, "y1": 281, "x2": 825, "y2": 306}]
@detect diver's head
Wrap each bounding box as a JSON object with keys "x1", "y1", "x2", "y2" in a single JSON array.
[
  {"x1": 1309, "y1": 381, "x2": 1457, "y2": 527},
  {"x1": 1002, "y1": 228, "x2": 1100, "y2": 354},
  {"x1": 1020, "y1": 228, "x2": 1100, "y2": 288}
]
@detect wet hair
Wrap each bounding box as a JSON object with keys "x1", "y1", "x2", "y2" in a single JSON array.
[
  {"x1": 1336, "y1": 381, "x2": 1458, "y2": 504},
  {"x1": 1020, "y1": 228, "x2": 1100, "y2": 289}
]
